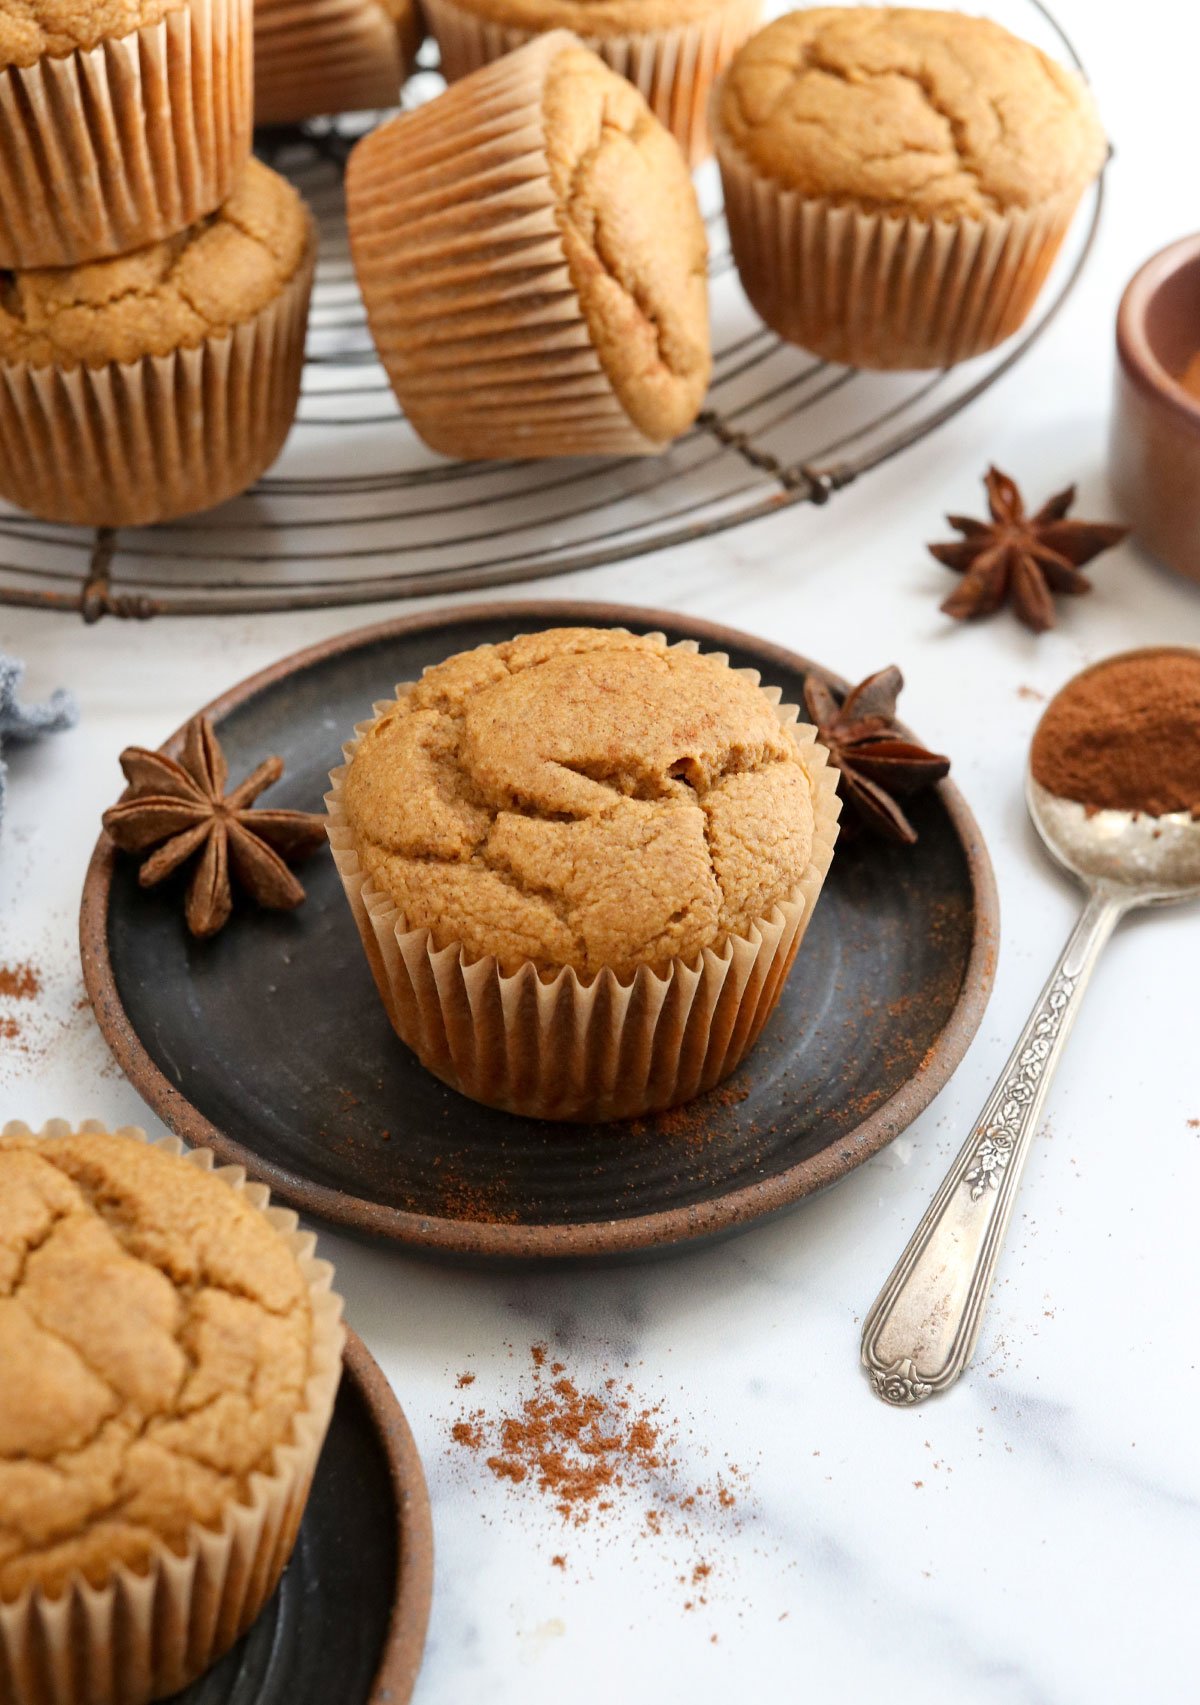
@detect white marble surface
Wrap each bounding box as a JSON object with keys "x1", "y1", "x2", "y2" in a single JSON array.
[{"x1": 2, "y1": 2, "x2": 1200, "y2": 1699}]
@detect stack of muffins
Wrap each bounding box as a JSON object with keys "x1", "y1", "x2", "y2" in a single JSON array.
[{"x1": 0, "y1": 0, "x2": 317, "y2": 527}]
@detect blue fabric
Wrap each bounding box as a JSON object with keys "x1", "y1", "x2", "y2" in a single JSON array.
[{"x1": 0, "y1": 654, "x2": 78, "y2": 834}]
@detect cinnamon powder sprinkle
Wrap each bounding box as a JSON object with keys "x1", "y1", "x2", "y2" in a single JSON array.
[
  {"x1": 449, "y1": 1345, "x2": 747, "y2": 1548},
  {"x1": 0, "y1": 960, "x2": 45, "y2": 1060},
  {"x1": 483, "y1": 1365, "x2": 664, "y2": 1521},
  {"x1": 0, "y1": 962, "x2": 39, "y2": 1001},
  {"x1": 432, "y1": 1157, "x2": 520, "y2": 1224}
]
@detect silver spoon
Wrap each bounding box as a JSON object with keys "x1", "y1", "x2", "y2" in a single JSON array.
[{"x1": 861, "y1": 770, "x2": 1200, "y2": 1405}]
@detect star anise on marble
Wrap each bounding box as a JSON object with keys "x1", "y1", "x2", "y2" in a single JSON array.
[
  {"x1": 929, "y1": 466, "x2": 1128, "y2": 633},
  {"x1": 102, "y1": 715, "x2": 327, "y2": 938},
  {"x1": 804, "y1": 666, "x2": 950, "y2": 845}
]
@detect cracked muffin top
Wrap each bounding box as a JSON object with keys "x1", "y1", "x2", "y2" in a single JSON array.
[
  {"x1": 0, "y1": 1129, "x2": 313, "y2": 1600},
  {"x1": 342, "y1": 627, "x2": 817, "y2": 978},
  {"x1": 0, "y1": 159, "x2": 312, "y2": 370},
  {"x1": 542, "y1": 43, "x2": 710, "y2": 445},
  {"x1": 716, "y1": 7, "x2": 1107, "y2": 220},
  {"x1": 0, "y1": 0, "x2": 186, "y2": 66}
]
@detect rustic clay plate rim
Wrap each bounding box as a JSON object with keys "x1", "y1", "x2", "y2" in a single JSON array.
[
  {"x1": 342, "y1": 1326, "x2": 433, "y2": 1705},
  {"x1": 80, "y1": 599, "x2": 999, "y2": 1260}
]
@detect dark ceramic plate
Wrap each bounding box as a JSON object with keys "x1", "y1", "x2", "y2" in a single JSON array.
[
  {"x1": 167, "y1": 1329, "x2": 432, "y2": 1705},
  {"x1": 82, "y1": 601, "x2": 998, "y2": 1261}
]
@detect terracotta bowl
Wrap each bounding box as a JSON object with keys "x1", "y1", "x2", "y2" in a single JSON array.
[{"x1": 1111, "y1": 233, "x2": 1200, "y2": 583}]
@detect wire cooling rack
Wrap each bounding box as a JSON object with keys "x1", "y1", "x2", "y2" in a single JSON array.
[{"x1": 0, "y1": 2, "x2": 1103, "y2": 620}]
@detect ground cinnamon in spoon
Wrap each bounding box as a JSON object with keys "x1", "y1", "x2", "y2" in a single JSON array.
[{"x1": 1030, "y1": 647, "x2": 1200, "y2": 816}]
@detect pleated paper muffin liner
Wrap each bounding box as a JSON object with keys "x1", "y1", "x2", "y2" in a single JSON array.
[
  {"x1": 424, "y1": 0, "x2": 761, "y2": 165},
  {"x1": 325, "y1": 635, "x2": 842, "y2": 1123},
  {"x1": 0, "y1": 1119, "x2": 345, "y2": 1705},
  {"x1": 346, "y1": 30, "x2": 673, "y2": 460},
  {"x1": 0, "y1": 0, "x2": 253, "y2": 270},
  {"x1": 0, "y1": 231, "x2": 315, "y2": 528},
  {"x1": 254, "y1": 0, "x2": 422, "y2": 127},
  {"x1": 714, "y1": 111, "x2": 1088, "y2": 371}
]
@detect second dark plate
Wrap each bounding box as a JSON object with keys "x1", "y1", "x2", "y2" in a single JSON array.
[
  {"x1": 168, "y1": 1329, "x2": 432, "y2": 1704},
  {"x1": 82, "y1": 601, "x2": 997, "y2": 1260}
]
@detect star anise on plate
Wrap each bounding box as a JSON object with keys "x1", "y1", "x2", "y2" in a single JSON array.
[
  {"x1": 929, "y1": 466, "x2": 1128, "y2": 633},
  {"x1": 103, "y1": 715, "x2": 327, "y2": 938},
  {"x1": 804, "y1": 665, "x2": 950, "y2": 845}
]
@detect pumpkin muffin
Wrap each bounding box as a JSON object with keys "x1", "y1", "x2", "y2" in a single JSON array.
[
  {"x1": 326, "y1": 627, "x2": 841, "y2": 1120},
  {"x1": 254, "y1": 0, "x2": 423, "y2": 126},
  {"x1": 713, "y1": 7, "x2": 1108, "y2": 368},
  {"x1": 423, "y1": 0, "x2": 763, "y2": 164},
  {"x1": 0, "y1": 158, "x2": 316, "y2": 528},
  {"x1": 0, "y1": 1122, "x2": 343, "y2": 1705},
  {"x1": 346, "y1": 32, "x2": 711, "y2": 460},
  {"x1": 0, "y1": 0, "x2": 252, "y2": 269}
]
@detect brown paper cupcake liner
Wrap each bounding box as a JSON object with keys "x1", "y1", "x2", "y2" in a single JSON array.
[
  {"x1": 0, "y1": 0, "x2": 253, "y2": 270},
  {"x1": 0, "y1": 232, "x2": 315, "y2": 528},
  {"x1": 254, "y1": 0, "x2": 422, "y2": 126},
  {"x1": 346, "y1": 30, "x2": 669, "y2": 459},
  {"x1": 714, "y1": 114, "x2": 1086, "y2": 370},
  {"x1": 424, "y1": 0, "x2": 761, "y2": 165},
  {"x1": 0, "y1": 1120, "x2": 345, "y2": 1705},
  {"x1": 325, "y1": 635, "x2": 841, "y2": 1122}
]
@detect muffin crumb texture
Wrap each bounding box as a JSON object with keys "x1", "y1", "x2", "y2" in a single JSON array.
[
  {"x1": 0, "y1": 0, "x2": 185, "y2": 67},
  {"x1": 718, "y1": 6, "x2": 1106, "y2": 219},
  {"x1": 0, "y1": 1131, "x2": 312, "y2": 1600},
  {"x1": 542, "y1": 45, "x2": 710, "y2": 444},
  {"x1": 343, "y1": 628, "x2": 816, "y2": 978},
  {"x1": 0, "y1": 159, "x2": 311, "y2": 371}
]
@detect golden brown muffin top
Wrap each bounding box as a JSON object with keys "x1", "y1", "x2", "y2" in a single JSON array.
[
  {"x1": 343, "y1": 628, "x2": 816, "y2": 979},
  {"x1": 0, "y1": 0, "x2": 185, "y2": 66},
  {"x1": 0, "y1": 1129, "x2": 314, "y2": 1601},
  {"x1": 0, "y1": 160, "x2": 312, "y2": 371},
  {"x1": 542, "y1": 43, "x2": 710, "y2": 445},
  {"x1": 445, "y1": 0, "x2": 733, "y2": 34},
  {"x1": 717, "y1": 7, "x2": 1107, "y2": 219}
]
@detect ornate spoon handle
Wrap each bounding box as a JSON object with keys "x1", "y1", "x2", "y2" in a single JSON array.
[{"x1": 861, "y1": 886, "x2": 1128, "y2": 1405}]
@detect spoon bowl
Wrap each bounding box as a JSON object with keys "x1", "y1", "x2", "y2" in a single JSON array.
[{"x1": 1027, "y1": 773, "x2": 1200, "y2": 901}]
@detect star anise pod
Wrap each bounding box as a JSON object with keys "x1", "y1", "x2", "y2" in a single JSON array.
[
  {"x1": 929, "y1": 466, "x2": 1128, "y2": 633},
  {"x1": 103, "y1": 715, "x2": 327, "y2": 937},
  {"x1": 804, "y1": 666, "x2": 950, "y2": 845}
]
